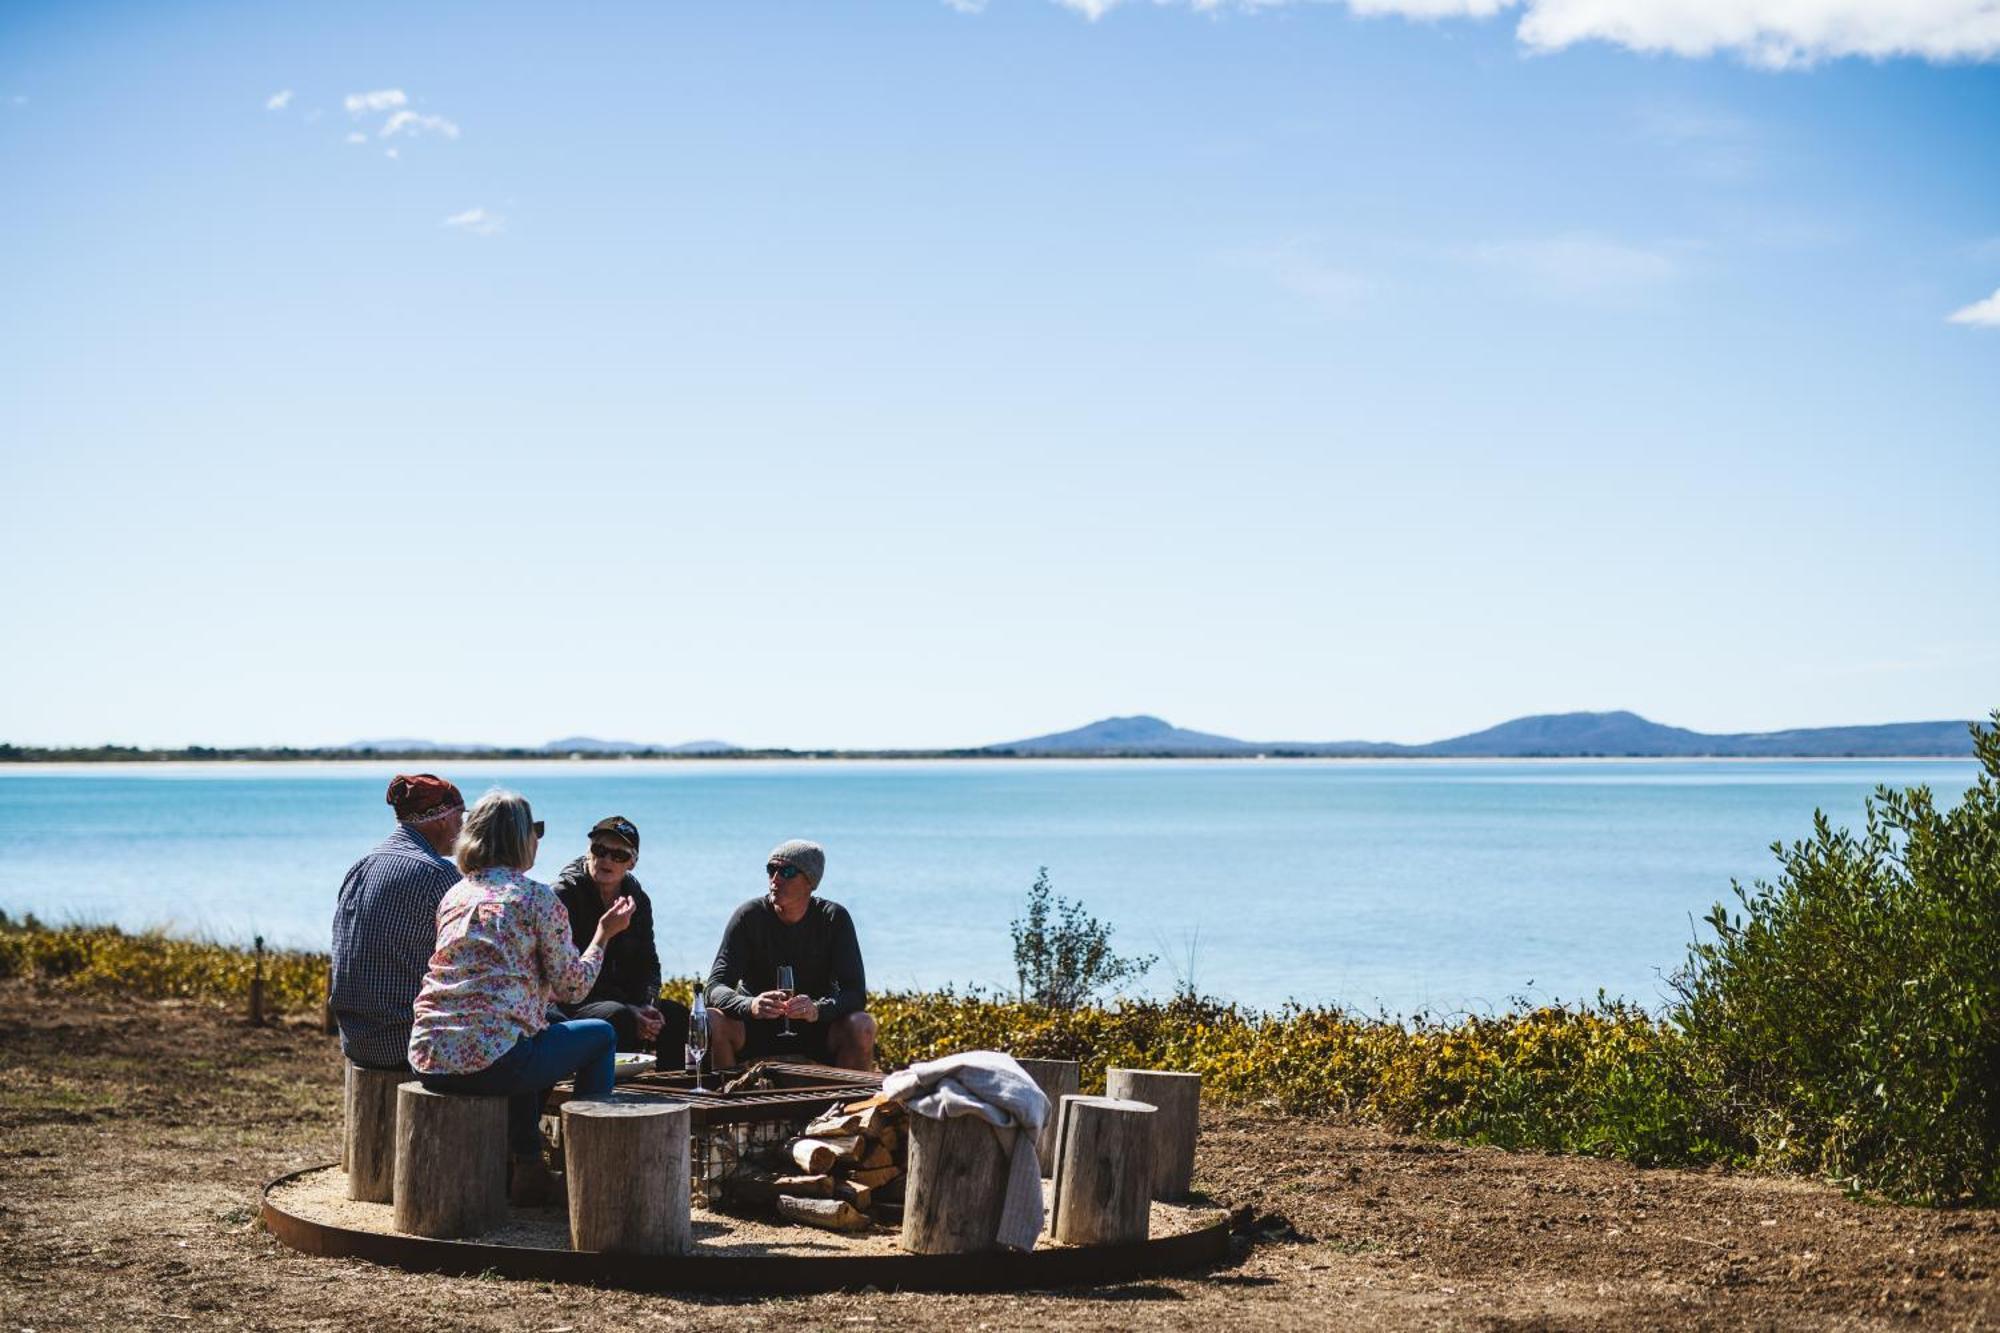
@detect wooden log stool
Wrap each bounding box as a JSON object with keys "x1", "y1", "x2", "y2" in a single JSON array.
[
  {"x1": 1105, "y1": 1067, "x2": 1201, "y2": 1199},
  {"x1": 1013, "y1": 1058, "x2": 1080, "y2": 1179},
  {"x1": 343, "y1": 1064, "x2": 404, "y2": 1203},
  {"x1": 1048, "y1": 1094, "x2": 1156, "y2": 1246},
  {"x1": 561, "y1": 1097, "x2": 692, "y2": 1256},
  {"x1": 391, "y1": 1083, "x2": 508, "y2": 1238},
  {"x1": 900, "y1": 1112, "x2": 1019, "y2": 1254}
]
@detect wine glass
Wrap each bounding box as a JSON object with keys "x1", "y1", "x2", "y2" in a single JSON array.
[
  {"x1": 686, "y1": 1007, "x2": 709, "y2": 1091},
  {"x1": 775, "y1": 965, "x2": 796, "y2": 1037}
]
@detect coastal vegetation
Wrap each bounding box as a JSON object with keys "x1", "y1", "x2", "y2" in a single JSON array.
[{"x1": 3, "y1": 715, "x2": 1992, "y2": 1204}]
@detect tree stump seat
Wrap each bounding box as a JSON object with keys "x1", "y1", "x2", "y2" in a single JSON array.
[
  {"x1": 342, "y1": 1064, "x2": 403, "y2": 1203},
  {"x1": 900, "y1": 1112, "x2": 1019, "y2": 1254},
  {"x1": 1014, "y1": 1058, "x2": 1080, "y2": 1178},
  {"x1": 1048, "y1": 1094, "x2": 1156, "y2": 1245},
  {"x1": 392, "y1": 1082, "x2": 508, "y2": 1238},
  {"x1": 561, "y1": 1096, "x2": 692, "y2": 1255},
  {"x1": 1105, "y1": 1067, "x2": 1201, "y2": 1199}
]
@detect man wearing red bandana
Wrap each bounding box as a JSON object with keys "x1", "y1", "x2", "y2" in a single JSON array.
[{"x1": 330, "y1": 774, "x2": 466, "y2": 1069}]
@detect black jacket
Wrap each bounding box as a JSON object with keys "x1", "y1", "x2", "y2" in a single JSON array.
[
  {"x1": 703, "y1": 896, "x2": 866, "y2": 1022},
  {"x1": 555, "y1": 857, "x2": 663, "y2": 1008}
]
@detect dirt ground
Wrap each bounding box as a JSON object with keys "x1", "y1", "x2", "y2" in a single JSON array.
[{"x1": 1, "y1": 985, "x2": 1995, "y2": 1331}]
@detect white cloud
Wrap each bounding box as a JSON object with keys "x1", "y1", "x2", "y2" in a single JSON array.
[
  {"x1": 345, "y1": 132, "x2": 367, "y2": 145},
  {"x1": 1041, "y1": 0, "x2": 2000, "y2": 65},
  {"x1": 381, "y1": 109, "x2": 460, "y2": 140},
  {"x1": 343, "y1": 89, "x2": 407, "y2": 115},
  {"x1": 1947, "y1": 287, "x2": 2000, "y2": 327},
  {"x1": 942, "y1": 0, "x2": 989, "y2": 11},
  {"x1": 1513, "y1": 0, "x2": 2000, "y2": 66},
  {"x1": 443, "y1": 207, "x2": 504, "y2": 236},
  {"x1": 385, "y1": 147, "x2": 400, "y2": 160},
  {"x1": 1467, "y1": 233, "x2": 1677, "y2": 298},
  {"x1": 265, "y1": 89, "x2": 293, "y2": 111}
]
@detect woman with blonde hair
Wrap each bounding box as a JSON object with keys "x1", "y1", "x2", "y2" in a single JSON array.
[{"x1": 408, "y1": 789, "x2": 633, "y2": 1203}]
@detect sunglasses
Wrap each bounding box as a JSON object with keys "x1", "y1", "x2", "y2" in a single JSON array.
[
  {"x1": 765, "y1": 863, "x2": 804, "y2": 882},
  {"x1": 532, "y1": 820, "x2": 546, "y2": 838},
  {"x1": 591, "y1": 842, "x2": 635, "y2": 865}
]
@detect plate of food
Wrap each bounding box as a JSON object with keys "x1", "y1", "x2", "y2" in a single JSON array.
[{"x1": 613, "y1": 1052, "x2": 657, "y2": 1080}]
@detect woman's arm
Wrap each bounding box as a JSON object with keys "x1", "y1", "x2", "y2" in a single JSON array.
[{"x1": 536, "y1": 888, "x2": 613, "y2": 1004}]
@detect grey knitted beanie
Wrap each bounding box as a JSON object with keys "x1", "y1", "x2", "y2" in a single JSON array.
[{"x1": 766, "y1": 839, "x2": 826, "y2": 891}]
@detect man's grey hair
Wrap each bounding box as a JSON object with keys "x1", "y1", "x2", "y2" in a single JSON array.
[{"x1": 455, "y1": 789, "x2": 536, "y2": 876}]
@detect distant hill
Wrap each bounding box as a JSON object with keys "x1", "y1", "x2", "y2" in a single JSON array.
[
  {"x1": 343, "y1": 738, "x2": 500, "y2": 753},
  {"x1": 542, "y1": 736, "x2": 741, "y2": 754},
  {"x1": 984, "y1": 710, "x2": 1978, "y2": 758},
  {"x1": 989, "y1": 715, "x2": 1258, "y2": 754}
]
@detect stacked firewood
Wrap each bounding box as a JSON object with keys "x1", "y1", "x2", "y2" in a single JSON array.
[{"x1": 719, "y1": 1094, "x2": 908, "y2": 1232}]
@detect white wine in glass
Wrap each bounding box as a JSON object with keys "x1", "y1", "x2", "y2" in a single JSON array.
[
  {"x1": 775, "y1": 965, "x2": 796, "y2": 1037},
  {"x1": 686, "y1": 1008, "x2": 709, "y2": 1090}
]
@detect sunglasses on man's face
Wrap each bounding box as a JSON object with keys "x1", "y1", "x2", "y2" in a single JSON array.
[
  {"x1": 591, "y1": 842, "x2": 635, "y2": 865},
  {"x1": 765, "y1": 863, "x2": 803, "y2": 882},
  {"x1": 532, "y1": 821, "x2": 546, "y2": 838}
]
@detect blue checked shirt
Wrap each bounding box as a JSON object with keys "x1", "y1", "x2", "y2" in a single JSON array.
[{"x1": 330, "y1": 823, "x2": 462, "y2": 1069}]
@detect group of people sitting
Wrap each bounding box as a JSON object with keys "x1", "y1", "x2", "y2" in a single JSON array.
[{"x1": 328, "y1": 773, "x2": 877, "y2": 1202}]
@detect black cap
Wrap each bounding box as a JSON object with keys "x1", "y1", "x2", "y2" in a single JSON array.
[{"x1": 589, "y1": 815, "x2": 640, "y2": 851}]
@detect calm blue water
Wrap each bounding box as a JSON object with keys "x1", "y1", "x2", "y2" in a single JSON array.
[{"x1": 0, "y1": 759, "x2": 1976, "y2": 1015}]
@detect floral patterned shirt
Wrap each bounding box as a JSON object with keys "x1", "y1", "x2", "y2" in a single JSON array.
[{"x1": 407, "y1": 867, "x2": 605, "y2": 1075}]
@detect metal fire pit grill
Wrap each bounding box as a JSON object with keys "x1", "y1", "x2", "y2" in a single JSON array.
[{"x1": 542, "y1": 1061, "x2": 887, "y2": 1204}]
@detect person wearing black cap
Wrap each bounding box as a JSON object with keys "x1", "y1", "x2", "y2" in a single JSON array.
[
  {"x1": 554, "y1": 816, "x2": 689, "y2": 1062},
  {"x1": 703, "y1": 839, "x2": 875, "y2": 1071}
]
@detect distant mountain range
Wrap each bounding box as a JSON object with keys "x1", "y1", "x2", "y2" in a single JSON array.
[
  {"x1": 984, "y1": 711, "x2": 1978, "y2": 758},
  {"x1": 345, "y1": 737, "x2": 740, "y2": 755}
]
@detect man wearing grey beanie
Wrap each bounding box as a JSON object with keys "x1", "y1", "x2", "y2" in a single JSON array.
[{"x1": 703, "y1": 839, "x2": 875, "y2": 1071}]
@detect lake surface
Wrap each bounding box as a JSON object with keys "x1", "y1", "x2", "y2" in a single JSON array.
[{"x1": 0, "y1": 759, "x2": 1975, "y2": 1015}]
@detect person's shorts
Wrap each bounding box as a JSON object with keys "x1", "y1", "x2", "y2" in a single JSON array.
[{"x1": 739, "y1": 1016, "x2": 834, "y2": 1065}]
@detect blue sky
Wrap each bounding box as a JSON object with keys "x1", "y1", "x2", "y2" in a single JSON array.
[{"x1": 2, "y1": 1, "x2": 1996, "y2": 749}]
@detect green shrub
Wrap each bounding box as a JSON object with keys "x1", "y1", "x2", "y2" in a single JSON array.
[
  {"x1": 1008, "y1": 867, "x2": 1155, "y2": 1009},
  {"x1": 1670, "y1": 714, "x2": 2000, "y2": 1204}
]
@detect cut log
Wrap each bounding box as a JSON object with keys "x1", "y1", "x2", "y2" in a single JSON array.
[
  {"x1": 342, "y1": 1064, "x2": 404, "y2": 1202},
  {"x1": 900, "y1": 1113, "x2": 1017, "y2": 1254},
  {"x1": 773, "y1": 1173, "x2": 839, "y2": 1197},
  {"x1": 1048, "y1": 1094, "x2": 1155, "y2": 1246},
  {"x1": 777, "y1": 1195, "x2": 871, "y2": 1232},
  {"x1": 803, "y1": 1110, "x2": 867, "y2": 1138},
  {"x1": 835, "y1": 1179, "x2": 874, "y2": 1212},
  {"x1": 789, "y1": 1135, "x2": 860, "y2": 1173},
  {"x1": 859, "y1": 1140, "x2": 895, "y2": 1171},
  {"x1": 391, "y1": 1083, "x2": 508, "y2": 1239},
  {"x1": 562, "y1": 1096, "x2": 691, "y2": 1256},
  {"x1": 1104, "y1": 1068, "x2": 1200, "y2": 1199},
  {"x1": 849, "y1": 1163, "x2": 902, "y2": 1189},
  {"x1": 1014, "y1": 1058, "x2": 1081, "y2": 1179}
]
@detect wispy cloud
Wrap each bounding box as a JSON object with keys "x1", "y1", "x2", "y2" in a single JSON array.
[
  {"x1": 443, "y1": 207, "x2": 504, "y2": 236},
  {"x1": 265, "y1": 89, "x2": 294, "y2": 112},
  {"x1": 344, "y1": 89, "x2": 407, "y2": 115},
  {"x1": 344, "y1": 132, "x2": 367, "y2": 145},
  {"x1": 1037, "y1": 0, "x2": 2000, "y2": 65},
  {"x1": 942, "y1": 0, "x2": 989, "y2": 11},
  {"x1": 1466, "y1": 233, "x2": 1677, "y2": 300},
  {"x1": 1947, "y1": 287, "x2": 2000, "y2": 328},
  {"x1": 1232, "y1": 241, "x2": 1371, "y2": 312},
  {"x1": 381, "y1": 109, "x2": 460, "y2": 140}
]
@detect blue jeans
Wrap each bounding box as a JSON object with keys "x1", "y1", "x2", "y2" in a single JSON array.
[{"x1": 418, "y1": 1019, "x2": 617, "y2": 1155}]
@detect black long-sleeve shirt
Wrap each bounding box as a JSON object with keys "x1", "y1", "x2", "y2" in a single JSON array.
[
  {"x1": 704, "y1": 896, "x2": 866, "y2": 1021},
  {"x1": 555, "y1": 857, "x2": 662, "y2": 1008}
]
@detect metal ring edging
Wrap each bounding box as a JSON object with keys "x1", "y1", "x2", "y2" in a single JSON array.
[{"x1": 260, "y1": 1164, "x2": 1233, "y2": 1294}]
